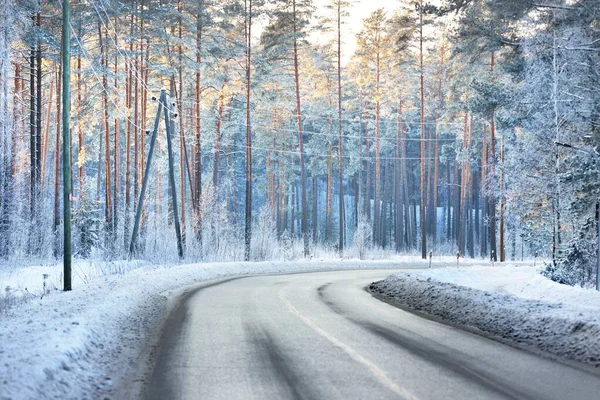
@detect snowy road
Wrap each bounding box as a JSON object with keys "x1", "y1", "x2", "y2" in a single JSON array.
[{"x1": 143, "y1": 270, "x2": 600, "y2": 400}]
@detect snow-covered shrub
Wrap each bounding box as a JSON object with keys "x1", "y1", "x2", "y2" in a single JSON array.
[
  {"x1": 547, "y1": 216, "x2": 598, "y2": 288},
  {"x1": 252, "y1": 207, "x2": 279, "y2": 261},
  {"x1": 199, "y1": 184, "x2": 242, "y2": 262},
  {"x1": 72, "y1": 197, "x2": 101, "y2": 259},
  {"x1": 353, "y1": 215, "x2": 372, "y2": 260}
]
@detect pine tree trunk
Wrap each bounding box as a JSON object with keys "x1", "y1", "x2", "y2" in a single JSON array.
[
  {"x1": 113, "y1": 27, "x2": 120, "y2": 239},
  {"x1": 29, "y1": 44, "x2": 35, "y2": 221},
  {"x1": 467, "y1": 177, "x2": 474, "y2": 258},
  {"x1": 214, "y1": 81, "x2": 226, "y2": 188},
  {"x1": 244, "y1": 0, "x2": 253, "y2": 261},
  {"x1": 53, "y1": 52, "x2": 62, "y2": 258},
  {"x1": 77, "y1": 25, "x2": 84, "y2": 198},
  {"x1": 364, "y1": 116, "x2": 371, "y2": 221},
  {"x1": 395, "y1": 103, "x2": 404, "y2": 252},
  {"x1": 400, "y1": 111, "x2": 412, "y2": 248},
  {"x1": 293, "y1": 0, "x2": 309, "y2": 257},
  {"x1": 195, "y1": 9, "x2": 203, "y2": 244},
  {"x1": 432, "y1": 63, "x2": 443, "y2": 246},
  {"x1": 0, "y1": 15, "x2": 12, "y2": 259},
  {"x1": 133, "y1": 22, "x2": 140, "y2": 207},
  {"x1": 426, "y1": 123, "x2": 434, "y2": 237},
  {"x1": 480, "y1": 129, "x2": 488, "y2": 257},
  {"x1": 336, "y1": 0, "x2": 345, "y2": 255},
  {"x1": 41, "y1": 69, "x2": 54, "y2": 186},
  {"x1": 499, "y1": 137, "x2": 505, "y2": 262},
  {"x1": 312, "y1": 175, "x2": 318, "y2": 244},
  {"x1": 99, "y1": 25, "x2": 113, "y2": 239},
  {"x1": 373, "y1": 46, "x2": 381, "y2": 247},
  {"x1": 446, "y1": 158, "x2": 451, "y2": 241},
  {"x1": 326, "y1": 144, "x2": 333, "y2": 244},
  {"x1": 380, "y1": 160, "x2": 388, "y2": 248},
  {"x1": 489, "y1": 51, "x2": 497, "y2": 262},
  {"x1": 124, "y1": 7, "x2": 133, "y2": 248},
  {"x1": 418, "y1": 0, "x2": 426, "y2": 259},
  {"x1": 453, "y1": 151, "x2": 461, "y2": 245},
  {"x1": 177, "y1": 5, "x2": 186, "y2": 249}
]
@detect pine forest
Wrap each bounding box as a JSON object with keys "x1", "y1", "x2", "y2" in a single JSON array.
[{"x1": 1, "y1": 0, "x2": 599, "y2": 288}]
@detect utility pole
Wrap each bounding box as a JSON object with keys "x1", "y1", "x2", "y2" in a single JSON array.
[
  {"x1": 62, "y1": 0, "x2": 72, "y2": 291},
  {"x1": 165, "y1": 83, "x2": 184, "y2": 259},
  {"x1": 129, "y1": 90, "x2": 184, "y2": 259}
]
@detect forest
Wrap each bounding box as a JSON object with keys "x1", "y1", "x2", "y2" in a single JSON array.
[{"x1": 0, "y1": 0, "x2": 599, "y2": 287}]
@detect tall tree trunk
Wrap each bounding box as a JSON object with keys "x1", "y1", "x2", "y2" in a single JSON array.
[
  {"x1": 418, "y1": 0, "x2": 426, "y2": 259},
  {"x1": 446, "y1": 158, "x2": 451, "y2": 241},
  {"x1": 336, "y1": 0, "x2": 345, "y2": 255},
  {"x1": 124, "y1": 7, "x2": 133, "y2": 248},
  {"x1": 41, "y1": 69, "x2": 54, "y2": 186},
  {"x1": 213, "y1": 80, "x2": 226, "y2": 188},
  {"x1": 373, "y1": 45, "x2": 381, "y2": 246},
  {"x1": 29, "y1": 44, "x2": 36, "y2": 221},
  {"x1": 244, "y1": 0, "x2": 253, "y2": 261},
  {"x1": 480, "y1": 131, "x2": 488, "y2": 257},
  {"x1": 133, "y1": 17, "x2": 140, "y2": 207},
  {"x1": 326, "y1": 143, "x2": 333, "y2": 243},
  {"x1": 0, "y1": 21, "x2": 10, "y2": 257},
  {"x1": 195, "y1": 6, "x2": 203, "y2": 244},
  {"x1": 53, "y1": 51, "x2": 62, "y2": 258},
  {"x1": 113, "y1": 26, "x2": 120, "y2": 239},
  {"x1": 489, "y1": 51, "x2": 497, "y2": 262},
  {"x1": 177, "y1": 4, "x2": 186, "y2": 249},
  {"x1": 473, "y1": 167, "x2": 480, "y2": 247},
  {"x1": 364, "y1": 115, "x2": 371, "y2": 221},
  {"x1": 400, "y1": 111, "x2": 412, "y2": 248},
  {"x1": 36, "y1": 12, "x2": 42, "y2": 196},
  {"x1": 395, "y1": 103, "x2": 404, "y2": 252},
  {"x1": 312, "y1": 175, "x2": 318, "y2": 244},
  {"x1": 499, "y1": 137, "x2": 505, "y2": 262},
  {"x1": 433, "y1": 50, "x2": 444, "y2": 246},
  {"x1": 380, "y1": 160, "x2": 388, "y2": 248},
  {"x1": 99, "y1": 25, "x2": 113, "y2": 239},
  {"x1": 453, "y1": 147, "x2": 461, "y2": 245},
  {"x1": 293, "y1": 0, "x2": 309, "y2": 256},
  {"x1": 77, "y1": 24, "x2": 84, "y2": 198},
  {"x1": 458, "y1": 111, "x2": 470, "y2": 256},
  {"x1": 467, "y1": 176, "x2": 474, "y2": 258}
]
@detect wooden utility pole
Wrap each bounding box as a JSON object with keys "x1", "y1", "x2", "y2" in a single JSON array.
[
  {"x1": 165, "y1": 86, "x2": 184, "y2": 259},
  {"x1": 130, "y1": 90, "x2": 184, "y2": 259},
  {"x1": 62, "y1": 0, "x2": 72, "y2": 291}
]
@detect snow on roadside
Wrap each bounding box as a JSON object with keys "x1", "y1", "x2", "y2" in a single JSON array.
[
  {"x1": 0, "y1": 257, "x2": 466, "y2": 400},
  {"x1": 369, "y1": 265, "x2": 600, "y2": 368},
  {"x1": 417, "y1": 265, "x2": 600, "y2": 310}
]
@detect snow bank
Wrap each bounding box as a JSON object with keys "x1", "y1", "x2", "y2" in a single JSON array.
[
  {"x1": 0, "y1": 256, "x2": 469, "y2": 400},
  {"x1": 369, "y1": 266, "x2": 600, "y2": 368}
]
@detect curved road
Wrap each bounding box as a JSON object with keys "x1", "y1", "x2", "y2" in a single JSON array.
[{"x1": 144, "y1": 270, "x2": 600, "y2": 400}]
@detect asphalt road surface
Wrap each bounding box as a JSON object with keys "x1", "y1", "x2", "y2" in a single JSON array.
[{"x1": 144, "y1": 270, "x2": 600, "y2": 400}]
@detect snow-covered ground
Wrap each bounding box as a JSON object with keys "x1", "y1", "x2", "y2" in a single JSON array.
[
  {"x1": 370, "y1": 265, "x2": 600, "y2": 368},
  {"x1": 0, "y1": 256, "x2": 472, "y2": 400}
]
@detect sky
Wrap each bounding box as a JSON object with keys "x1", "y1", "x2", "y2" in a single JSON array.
[{"x1": 312, "y1": 0, "x2": 399, "y2": 63}]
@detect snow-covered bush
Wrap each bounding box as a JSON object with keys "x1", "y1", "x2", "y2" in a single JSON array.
[
  {"x1": 72, "y1": 197, "x2": 101, "y2": 259},
  {"x1": 353, "y1": 215, "x2": 372, "y2": 260},
  {"x1": 252, "y1": 207, "x2": 279, "y2": 261}
]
